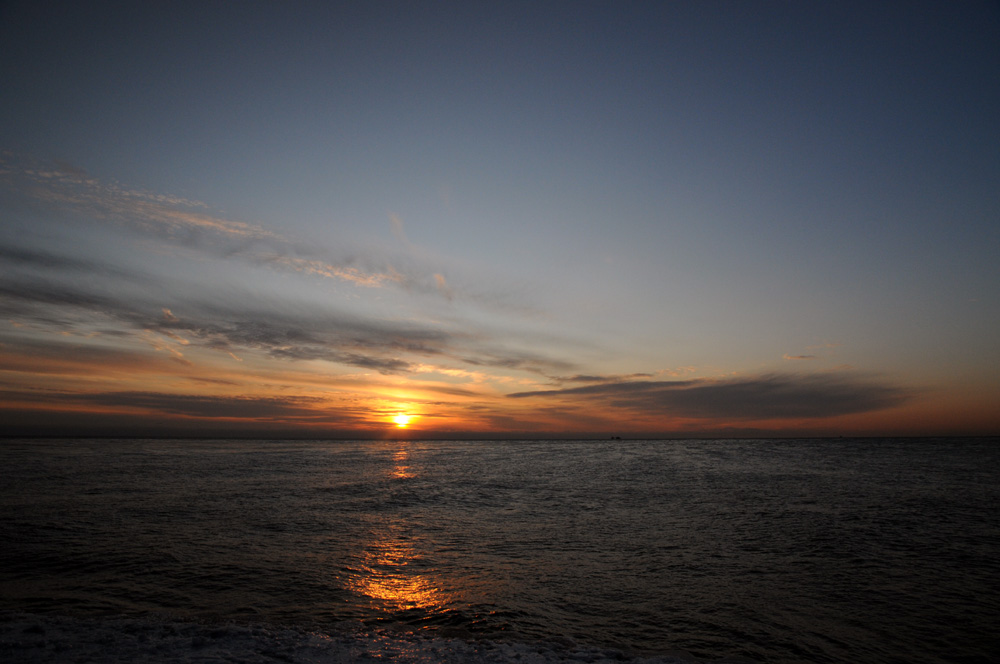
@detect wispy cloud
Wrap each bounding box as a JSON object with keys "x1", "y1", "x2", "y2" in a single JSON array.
[
  {"x1": 2, "y1": 156, "x2": 432, "y2": 291},
  {"x1": 0, "y1": 337, "x2": 188, "y2": 375},
  {"x1": 0, "y1": 243, "x2": 573, "y2": 377},
  {"x1": 267, "y1": 255, "x2": 403, "y2": 288},
  {"x1": 0, "y1": 387, "x2": 374, "y2": 433},
  {"x1": 0, "y1": 279, "x2": 131, "y2": 323},
  {"x1": 807, "y1": 342, "x2": 841, "y2": 350},
  {"x1": 509, "y1": 374, "x2": 912, "y2": 420},
  {"x1": 0, "y1": 246, "x2": 137, "y2": 277},
  {"x1": 562, "y1": 372, "x2": 654, "y2": 384},
  {"x1": 21, "y1": 163, "x2": 272, "y2": 240},
  {"x1": 390, "y1": 212, "x2": 409, "y2": 245},
  {"x1": 0, "y1": 275, "x2": 432, "y2": 374},
  {"x1": 783, "y1": 354, "x2": 817, "y2": 360},
  {"x1": 434, "y1": 273, "x2": 454, "y2": 301},
  {"x1": 461, "y1": 348, "x2": 576, "y2": 375},
  {"x1": 4, "y1": 155, "x2": 553, "y2": 319},
  {"x1": 71, "y1": 391, "x2": 326, "y2": 420}
]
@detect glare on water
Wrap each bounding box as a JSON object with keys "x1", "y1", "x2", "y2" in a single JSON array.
[{"x1": 0, "y1": 437, "x2": 997, "y2": 664}]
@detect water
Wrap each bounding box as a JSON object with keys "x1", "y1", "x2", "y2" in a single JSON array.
[{"x1": 1, "y1": 438, "x2": 997, "y2": 663}]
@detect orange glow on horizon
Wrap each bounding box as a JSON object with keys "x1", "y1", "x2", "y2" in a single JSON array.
[{"x1": 3, "y1": 336, "x2": 997, "y2": 437}]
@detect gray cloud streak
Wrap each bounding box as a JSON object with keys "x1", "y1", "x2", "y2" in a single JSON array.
[
  {"x1": 562, "y1": 372, "x2": 654, "y2": 384},
  {"x1": 75, "y1": 391, "x2": 325, "y2": 419},
  {"x1": 0, "y1": 246, "x2": 130, "y2": 276},
  {"x1": 508, "y1": 374, "x2": 912, "y2": 419},
  {"x1": 0, "y1": 388, "x2": 373, "y2": 431},
  {"x1": 1, "y1": 157, "x2": 509, "y2": 304},
  {"x1": 0, "y1": 244, "x2": 573, "y2": 376}
]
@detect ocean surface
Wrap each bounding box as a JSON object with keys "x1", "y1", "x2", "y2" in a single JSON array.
[{"x1": 1, "y1": 437, "x2": 997, "y2": 663}]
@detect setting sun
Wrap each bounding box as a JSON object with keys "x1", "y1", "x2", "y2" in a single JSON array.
[{"x1": 393, "y1": 414, "x2": 411, "y2": 428}]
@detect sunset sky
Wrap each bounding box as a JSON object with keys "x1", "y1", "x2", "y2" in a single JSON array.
[{"x1": 2, "y1": 1, "x2": 998, "y2": 438}]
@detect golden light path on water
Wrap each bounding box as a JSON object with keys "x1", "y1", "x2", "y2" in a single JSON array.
[
  {"x1": 345, "y1": 446, "x2": 448, "y2": 617},
  {"x1": 348, "y1": 537, "x2": 442, "y2": 612}
]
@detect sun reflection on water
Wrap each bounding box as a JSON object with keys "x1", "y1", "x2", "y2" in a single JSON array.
[
  {"x1": 345, "y1": 446, "x2": 448, "y2": 616},
  {"x1": 391, "y1": 448, "x2": 414, "y2": 479},
  {"x1": 348, "y1": 535, "x2": 444, "y2": 612}
]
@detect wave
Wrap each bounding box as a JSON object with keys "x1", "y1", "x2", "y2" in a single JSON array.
[{"x1": 0, "y1": 612, "x2": 715, "y2": 664}]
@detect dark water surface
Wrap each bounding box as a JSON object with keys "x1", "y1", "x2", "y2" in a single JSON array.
[{"x1": 1, "y1": 438, "x2": 997, "y2": 663}]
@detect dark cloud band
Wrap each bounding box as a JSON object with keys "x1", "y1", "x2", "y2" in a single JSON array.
[{"x1": 509, "y1": 374, "x2": 911, "y2": 420}]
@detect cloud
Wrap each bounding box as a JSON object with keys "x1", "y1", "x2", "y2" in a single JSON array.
[
  {"x1": 0, "y1": 279, "x2": 128, "y2": 319},
  {"x1": 563, "y1": 372, "x2": 653, "y2": 383},
  {"x1": 0, "y1": 387, "x2": 375, "y2": 433},
  {"x1": 783, "y1": 354, "x2": 817, "y2": 360},
  {"x1": 414, "y1": 384, "x2": 483, "y2": 398},
  {"x1": 0, "y1": 337, "x2": 187, "y2": 375},
  {"x1": 186, "y1": 376, "x2": 241, "y2": 386},
  {"x1": 1, "y1": 157, "x2": 422, "y2": 291},
  {"x1": 434, "y1": 273, "x2": 454, "y2": 301},
  {"x1": 144, "y1": 307, "x2": 448, "y2": 374},
  {"x1": 26, "y1": 171, "x2": 270, "y2": 241},
  {"x1": 267, "y1": 255, "x2": 402, "y2": 287},
  {"x1": 390, "y1": 212, "x2": 409, "y2": 245},
  {"x1": 0, "y1": 276, "x2": 419, "y2": 373},
  {"x1": 508, "y1": 374, "x2": 912, "y2": 420},
  {"x1": 0, "y1": 245, "x2": 143, "y2": 281},
  {"x1": 0, "y1": 248, "x2": 573, "y2": 377},
  {"x1": 72, "y1": 391, "x2": 325, "y2": 420},
  {"x1": 3, "y1": 156, "x2": 553, "y2": 317},
  {"x1": 461, "y1": 348, "x2": 576, "y2": 375}
]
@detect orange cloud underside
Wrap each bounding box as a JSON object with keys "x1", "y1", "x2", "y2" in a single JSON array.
[{"x1": 3, "y1": 329, "x2": 997, "y2": 437}]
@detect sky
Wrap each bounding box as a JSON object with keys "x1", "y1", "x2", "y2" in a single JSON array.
[{"x1": 1, "y1": 1, "x2": 998, "y2": 438}]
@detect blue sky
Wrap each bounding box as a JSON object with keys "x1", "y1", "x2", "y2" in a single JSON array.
[{"x1": 2, "y1": 1, "x2": 998, "y2": 436}]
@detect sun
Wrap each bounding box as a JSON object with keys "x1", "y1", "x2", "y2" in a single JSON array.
[{"x1": 393, "y1": 414, "x2": 411, "y2": 428}]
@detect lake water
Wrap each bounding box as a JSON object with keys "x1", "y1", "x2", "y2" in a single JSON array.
[{"x1": 1, "y1": 438, "x2": 997, "y2": 663}]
